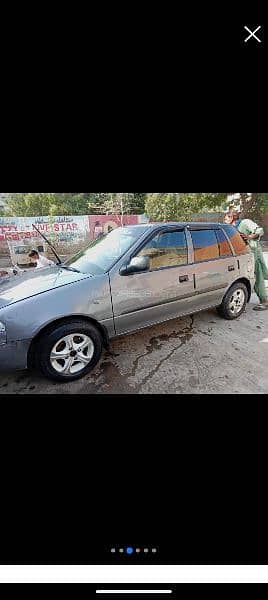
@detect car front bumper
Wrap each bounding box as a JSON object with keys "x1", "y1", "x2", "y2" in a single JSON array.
[{"x1": 0, "y1": 339, "x2": 31, "y2": 371}]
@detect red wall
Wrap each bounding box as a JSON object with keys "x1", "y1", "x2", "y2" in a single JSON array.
[{"x1": 88, "y1": 214, "x2": 139, "y2": 240}]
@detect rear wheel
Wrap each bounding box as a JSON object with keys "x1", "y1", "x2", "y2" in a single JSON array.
[
  {"x1": 217, "y1": 282, "x2": 248, "y2": 320},
  {"x1": 35, "y1": 320, "x2": 103, "y2": 382}
]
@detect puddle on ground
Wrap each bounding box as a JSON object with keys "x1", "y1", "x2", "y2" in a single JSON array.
[{"x1": 85, "y1": 316, "x2": 196, "y2": 393}]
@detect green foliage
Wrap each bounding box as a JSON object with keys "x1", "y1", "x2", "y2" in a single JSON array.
[
  {"x1": 88, "y1": 193, "x2": 132, "y2": 214},
  {"x1": 257, "y1": 193, "x2": 268, "y2": 215},
  {"x1": 145, "y1": 193, "x2": 228, "y2": 221},
  {"x1": 2, "y1": 193, "x2": 146, "y2": 217},
  {"x1": 5, "y1": 193, "x2": 54, "y2": 216},
  {"x1": 47, "y1": 193, "x2": 90, "y2": 215},
  {"x1": 227, "y1": 193, "x2": 268, "y2": 221},
  {"x1": 3, "y1": 192, "x2": 268, "y2": 221},
  {"x1": 194, "y1": 193, "x2": 228, "y2": 210},
  {"x1": 3, "y1": 193, "x2": 99, "y2": 217},
  {"x1": 88, "y1": 193, "x2": 146, "y2": 215},
  {"x1": 244, "y1": 193, "x2": 268, "y2": 220},
  {"x1": 133, "y1": 193, "x2": 147, "y2": 213}
]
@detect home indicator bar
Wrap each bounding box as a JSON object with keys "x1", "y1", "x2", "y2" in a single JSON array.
[{"x1": 96, "y1": 592, "x2": 172, "y2": 595}]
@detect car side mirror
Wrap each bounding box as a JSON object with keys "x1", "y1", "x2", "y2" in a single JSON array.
[{"x1": 120, "y1": 255, "x2": 150, "y2": 276}]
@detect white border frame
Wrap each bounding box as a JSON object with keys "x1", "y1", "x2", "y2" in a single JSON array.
[{"x1": 1, "y1": 565, "x2": 268, "y2": 583}]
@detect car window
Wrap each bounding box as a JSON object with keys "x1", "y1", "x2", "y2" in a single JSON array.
[
  {"x1": 191, "y1": 229, "x2": 220, "y2": 262},
  {"x1": 15, "y1": 246, "x2": 28, "y2": 255},
  {"x1": 223, "y1": 225, "x2": 249, "y2": 255},
  {"x1": 215, "y1": 228, "x2": 233, "y2": 257},
  {"x1": 137, "y1": 230, "x2": 188, "y2": 270}
]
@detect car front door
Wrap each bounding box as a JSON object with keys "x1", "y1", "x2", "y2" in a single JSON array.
[{"x1": 109, "y1": 227, "x2": 197, "y2": 335}]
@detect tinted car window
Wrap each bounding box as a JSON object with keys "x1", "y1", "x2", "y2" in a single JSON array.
[
  {"x1": 191, "y1": 229, "x2": 219, "y2": 262},
  {"x1": 223, "y1": 225, "x2": 249, "y2": 255},
  {"x1": 138, "y1": 230, "x2": 188, "y2": 270},
  {"x1": 215, "y1": 228, "x2": 233, "y2": 257}
]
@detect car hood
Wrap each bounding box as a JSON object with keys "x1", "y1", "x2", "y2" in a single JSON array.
[{"x1": 0, "y1": 266, "x2": 92, "y2": 310}]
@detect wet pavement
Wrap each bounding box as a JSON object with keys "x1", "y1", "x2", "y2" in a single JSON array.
[{"x1": 0, "y1": 290, "x2": 268, "y2": 394}]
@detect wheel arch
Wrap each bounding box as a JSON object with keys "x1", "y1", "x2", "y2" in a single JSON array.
[
  {"x1": 27, "y1": 315, "x2": 109, "y2": 369},
  {"x1": 223, "y1": 277, "x2": 252, "y2": 304}
]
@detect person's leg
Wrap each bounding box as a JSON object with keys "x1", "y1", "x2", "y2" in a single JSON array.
[
  {"x1": 259, "y1": 252, "x2": 268, "y2": 280},
  {"x1": 253, "y1": 253, "x2": 268, "y2": 309}
]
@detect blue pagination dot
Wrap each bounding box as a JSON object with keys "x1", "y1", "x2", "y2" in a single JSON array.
[{"x1": 126, "y1": 547, "x2": 134, "y2": 554}]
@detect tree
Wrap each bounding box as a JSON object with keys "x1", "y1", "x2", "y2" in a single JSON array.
[
  {"x1": 194, "y1": 193, "x2": 228, "y2": 211},
  {"x1": 87, "y1": 194, "x2": 109, "y2": 214},
  {"x1": 88, "y1": 193, "x2": 146, "y2": 215},
  {"x1": 132, "y1": 193, "x2": 147, "y2": 214},
  {"x1": 3, "y1": 193, "x2": 95, "y2": 216},
  {"x1": 145, "y1": 193, "x2": 228, "y2": 221},
  {"x1": 48, "y1": 193, "x2": 91, "y2": 215},
  {"x1": 4, "y1": 193, "x2": 54, "y2": 216},
  {"x1": 227, "y1": 193, "x2": 268, "y2": 221},
  {"x1": 5, "y1": 192, "x2": 268, "y2": 221},
  {"x1": 1, "y1": 192, "x2": 146, "y2": 217},
  {"x1": 87, "y1": 194, "x2": 133, "y2": 220}
]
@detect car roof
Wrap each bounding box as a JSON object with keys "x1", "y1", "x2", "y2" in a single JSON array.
[{"x1": 124, "y1": 221, "x2": 229, "y2": 230}]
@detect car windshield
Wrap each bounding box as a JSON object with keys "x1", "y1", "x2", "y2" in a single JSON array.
[{"x1": 64, "y1": 226, "x2": 146, "y2": 275}]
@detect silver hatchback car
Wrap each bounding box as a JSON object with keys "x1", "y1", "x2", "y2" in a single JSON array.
[{"x1": 0, "y1": 222, "x2": 255, "y2": 382}]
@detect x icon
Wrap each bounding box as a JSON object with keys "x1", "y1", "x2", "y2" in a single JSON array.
[{"x1": 244, "y1": 25, "x2": 262, "y2": 43}]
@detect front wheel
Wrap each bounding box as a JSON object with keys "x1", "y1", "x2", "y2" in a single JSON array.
[
  {"x1": 35, "y1": 320, "x2": 103, "y2": 382},
  {"x1": 217, "y1": 282, "x2": 248, "y2": 320}
]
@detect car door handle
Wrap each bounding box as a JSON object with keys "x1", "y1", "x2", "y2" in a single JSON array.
[
  {"x1": 179, "y1": 275, "x2": 189, "y2": 283},
  {"x1": 228, "y1": 265, "x2": 235, "y2": 272}
]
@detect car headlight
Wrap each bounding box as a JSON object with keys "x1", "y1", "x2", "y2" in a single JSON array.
[{"x1": 0, "y1": 321, "x2": 7, "y2": 345}]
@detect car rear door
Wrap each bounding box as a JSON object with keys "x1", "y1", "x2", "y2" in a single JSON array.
[
  {"x1": 188, "y1": 225, "x2": 238, "y2": 307},
  {"x1": 109, "y1": 227, "x2": 197, "y2": 335}
]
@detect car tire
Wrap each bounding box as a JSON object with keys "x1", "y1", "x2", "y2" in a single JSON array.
[
  {"x1": 217, "y1": 282, "x2": 248, "y2": 320},
  {"x1": 35, "y1": 320, "x2": 103, "y2": 382}
]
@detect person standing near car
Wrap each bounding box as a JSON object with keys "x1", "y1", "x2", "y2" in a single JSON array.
[
  {"x1": 224, "y1": 209, "x2": 242, "y2": 229},
  {"x1": 28, "y1": 250, "x2": 55, "y2": 269},
  {"x1": 225, "y1": 210, "x2": 268, "y2": 311}
]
